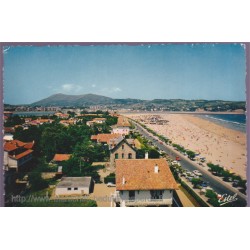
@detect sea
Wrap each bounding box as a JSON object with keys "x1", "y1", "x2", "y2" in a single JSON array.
[{"x1": 197, "y1": 114, "x2": 246, "y2": 133}]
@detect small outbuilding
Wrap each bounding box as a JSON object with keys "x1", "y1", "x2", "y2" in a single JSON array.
[{"x1": 55, "y1": 177, "x2": 93, "y2": 196}]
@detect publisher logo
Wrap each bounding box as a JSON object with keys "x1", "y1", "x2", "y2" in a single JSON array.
[{"x1": 217, "y1": 193, "x2": 238, "y2": 206}]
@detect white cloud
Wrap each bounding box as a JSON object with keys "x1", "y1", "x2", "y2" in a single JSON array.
[
  {"x1": 112, "y1": 87, "x2": 122, "y2": 92},
  {"x1": 61, "y1": 84, "x2": 83, "y2": 93},
  {"x1": 91, "y1": 84, "x2": 96, "y2": 88}
]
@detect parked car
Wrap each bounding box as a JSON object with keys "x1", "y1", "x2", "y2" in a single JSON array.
[
  {"x1": 200, "y1": 181, "x2": 208, "y2": 188},
  {"x1": 107, "y1": 182, "x2": 116, "y2": 187},
  {"x1": 180, "y1": 172, "x2": 187, "y2": 177},
  {"x1": 193, "y1": 170, "x2": 202, "y2": 177}
]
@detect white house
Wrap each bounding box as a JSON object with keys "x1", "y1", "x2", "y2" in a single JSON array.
[
  {"x1": 92, "y1": 118, "x2": 106, "y2": 124},
  {"x1": 112, "y1": 159, "x2": 178, "y2": 207},
  {"x1": 55, "y1": 177, "x2": 93, "y2": 196},
  {"x1": 111, "y1": 116, "x2": 131, "y2": 136}
]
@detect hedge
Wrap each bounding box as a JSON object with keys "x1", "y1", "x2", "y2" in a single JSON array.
[{"x1": 180, "y1": 180, "x2": 209, "y2": 207}]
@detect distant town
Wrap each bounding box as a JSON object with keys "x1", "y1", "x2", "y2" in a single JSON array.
[{"x1": 4, "y1": 93, "x2": 246, "y2": 113}]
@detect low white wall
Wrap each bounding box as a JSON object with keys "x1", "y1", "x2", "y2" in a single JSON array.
[{"x1": 55, "y1": 186, "x2": 90, "y2": 196}]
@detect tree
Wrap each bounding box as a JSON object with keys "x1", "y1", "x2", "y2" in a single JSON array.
[
  {"x1": 136, "y1": 148, "x2": 147, "y2": 159},
  {"x1": 149, "y1": 148, "x2": 160, "y2": 159},
  {"x1": 205, "y1": 190, "x2": 220, "y2": 207},
  {"x1": 28, "y1": 171, "x2": 48, "y2": 191},
  {"x1": 191, "y1": 178, "x2": 202, "y2": 188},
  {"x1": 186, "y1": 150, "x2": 195, "y2": 160},
  {"x1": 4, "y1": 116, "x2": 24, "y2": 127}
]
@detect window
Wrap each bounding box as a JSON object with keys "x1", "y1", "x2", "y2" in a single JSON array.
[
  {"x1": 67, "y1": 188, "x2": 71, "y2": 191},
  {"x1": 122, "y1": 145, "x2": 124, "y2": 149},
  {"x1": 129, "y1": 190, "x2": 135, "y2": 200},
  {"x1": 128, "y1": 153, "x2": 132, "y2": 159},
  {"x1": 150, "y1": 190, "x2": 163, "y2": 200},
  {"x1": 74, "y1": 187, "x2": 78, "y2": 190},
  {"x1": 122, "y1": 153, "x2": 124, "y2": 158},
  {"x1": 115, "y1": 153, "x2": 119, "y2": 159}
]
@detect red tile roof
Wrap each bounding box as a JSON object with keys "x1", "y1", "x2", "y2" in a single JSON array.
[
  {"x1": 4, "y1": 140, "x2": 34, "y2": 151},
  {"x1": 4, "y1": 142, "x2": 18, "y2": 152},
  {"x1": 91, "y1": 133, "x2": 122, "y2": 143},
  {"x1": 53, "y1": 154, "x2": 71, "y2": 162},
  {"x1": 116, "y1": 159, "x2": 178, "y2": 191},
  {"x1": 24, "y1": 142, "x2": 35, "y2": 149},
  {"x1": 9, "y1": 149, "x2": 33, "y2": 160}
]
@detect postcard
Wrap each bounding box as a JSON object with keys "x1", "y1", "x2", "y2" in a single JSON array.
[{"x1": 1, "y1": 43, "x2": 248, "y2": 207}]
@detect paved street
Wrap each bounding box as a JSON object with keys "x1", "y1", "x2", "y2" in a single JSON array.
[{"x1": 132, "y1": 121, "x2": 247, "y2": 207}]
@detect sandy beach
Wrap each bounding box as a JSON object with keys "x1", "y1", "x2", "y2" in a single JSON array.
[{"x1": 126, "y1": 113, "x2": 247, "y2": 179}]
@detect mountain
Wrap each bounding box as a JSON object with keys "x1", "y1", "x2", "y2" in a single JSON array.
[
  {"x1": 30, "y1": 93, "x2": 246, "y2": 112},
  {"x1": 31, "y1": 93, "x2": 115, "y2": 106}
]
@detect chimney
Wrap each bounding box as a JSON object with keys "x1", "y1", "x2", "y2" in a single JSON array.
[
  {"x1": 122, "y1": 177, "x2": 126, "y2": 185},
  {"x1": 145, "y1": 152, "x2": 149, "y2": 159},
  {"x1": 154, "y1": 164, "x2": 159, "y2": 173}
]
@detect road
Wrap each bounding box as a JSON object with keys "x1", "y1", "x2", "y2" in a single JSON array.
[{"x1": 132, "y1": 121, "x2": 247, "y2": 207}]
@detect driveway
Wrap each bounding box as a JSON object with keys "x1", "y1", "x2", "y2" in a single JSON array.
[{"x1": 89, "y1": 184, "x2": 115, "y2": 207}]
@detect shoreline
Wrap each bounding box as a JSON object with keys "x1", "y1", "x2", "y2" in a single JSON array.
[
  {"x1": 126, "y1": 113, "x2": 247, "y2": 178},
  {"x1": 120, "y1": 110, "x2": 245, "y2": 115}
]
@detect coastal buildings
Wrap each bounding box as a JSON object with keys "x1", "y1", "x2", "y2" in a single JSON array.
[
  {"x1": 111, "y1": 116, "x2": 131, "y2": 135},
  {"x1": 55, "y1": 177, "x2": 93, "y2": 196},
  {"x1": 91, "y1": 133, "x2": 123, "y2": 144},
  {"x1": 4, "y1": 140, "x2": 35, "y2": 172},
  {"x1": 110, "y1": 139, "x2": 136, "y2": 167},
  {"x1": 112, "y1": 158, "x2": 178, "y2": 207},
  {"x1": 86, "y1": 117, "x2": 106, "y2": 126}
]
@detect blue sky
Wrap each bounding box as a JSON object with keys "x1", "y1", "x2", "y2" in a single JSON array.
[{"x1": 3, "y1": 43, "x2": 246, "y2": 104}]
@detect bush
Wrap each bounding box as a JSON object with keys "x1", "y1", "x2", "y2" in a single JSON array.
[
  {"x1": 104, "y1": 173, "x2": 116, "y2": 184},
  {"x1": 205, "y1": 190, "x2": 220, "y2": 207},
  {"x1": 29, "y1": 172, "x2": 48, "y2": 191},
  {"x1": 191, "y1": 178, "x2": 202, "y2": 188},
  {"x1": 14, "y1": 199, "x2": 97, "y2": 207}
]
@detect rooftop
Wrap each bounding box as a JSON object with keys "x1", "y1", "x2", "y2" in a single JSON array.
[
  {"x1": 116, "y1": 159, "x2": 178, "y2": 191},
  {"x1": 91, "y1": 133, "x2": 122, "y2": 143},
  {"x1": 56, "y1": 177, "x2": 92, "y2": 188},
  {"x1": 9, "y1": 149, "x2": 33, "y2": 160},
  {"x1": 53, "y1": 154, "x2": 71, "y2": 162},
  {"x1": 93, "y1": 118, "x2": 106, "y2": 121},
  {"x1": 4, "y1": 140, "x2": 34, "y2": 152}
]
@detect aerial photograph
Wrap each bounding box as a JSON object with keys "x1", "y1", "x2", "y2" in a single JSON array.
[{"x1": 3, "y1": 43, "x2": 247, "y2": 207}]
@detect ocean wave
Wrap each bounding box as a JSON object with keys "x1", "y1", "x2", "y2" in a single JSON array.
[{"x1": 205, "y1": 115, "x2": 246, "y2": 127}]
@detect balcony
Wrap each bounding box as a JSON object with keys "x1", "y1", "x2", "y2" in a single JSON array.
[
  {"x1": 123, "y1": 198, "x2": 173, "y2": 207},
  {"x1": 112, "y1": 193, "x2": 172, "y2": 207}
]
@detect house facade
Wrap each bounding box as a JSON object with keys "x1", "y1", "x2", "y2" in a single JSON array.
[
  {"x1": 110, "y1": 139, "x2": 136, "y2": 168},
  {"x1": 4, "y1": 140, "x2": 34, "y2": 172},
  {"x1": 112, "y1": 159, "x2": 178, "y2": 207},
  {"x1": 55, "y1": 177, "x2": 93, "y2": 196},
  {"x1": 112, "y1": 126, "x2": 130, "y2": 136},
  {"x1": 111, "y1": 116, "x2": 131, "y2": 136}
]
